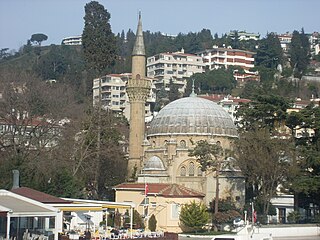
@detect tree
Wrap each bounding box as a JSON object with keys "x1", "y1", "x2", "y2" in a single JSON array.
[
  {"x1": 0, "y1": 48, "x2": 10, "y2": 59},
  {"x1": 168, "y1": 78, "x2": 181, "y2": 102},
  {"x1": 235, "y1": 128, "x2": 294, "y2": 216},
  {"x1": 133, "y1": 210, "x2": 145, "y2": 229},
  {"x1": 236, "y1": 94, "x2": 290, "y2": 131},
  {"x1": 154, "y1": 86, "x2": 169, "y2": 112},
  {"x1": 289, "y1": 29, "x2": 310, "y2": 78},
  {"x1": 33, "y1": 45, "x2": 68, "y2": 80},
  {"x1": 189, "y1": 140, "x2": 225, "y2": 215},
  {"x1": 30, "y1": 33, "x2": 48, "y2": 46},
  {"x1": 148, "y1": 214, "x2": 157, "y2": 231},
  {"x1": 179, "y1": 201, "x2": 209, "y2": 233},
  {"x1": 255, "y1": 33, "x2": 283, "y2": 69},
  {"x1": 70, "y1": 108, "x2": 128, "y2": 200},
  {"x1": 185, "y1": 68, "x2": 236, "y2": 96},
  {"x1": 286, "y1": 104, "x2": 320, "y2": 212},
  {"x1": 0, "y1": 69, "x2": 81, "y2": 194},
  {"x1": 82, "y1": 1, "x2": 116, "y2": 74}
]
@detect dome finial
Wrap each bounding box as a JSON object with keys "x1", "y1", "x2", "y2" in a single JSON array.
[{"x1": 190, "y1": 78, "x2": 197, "y2": 97}]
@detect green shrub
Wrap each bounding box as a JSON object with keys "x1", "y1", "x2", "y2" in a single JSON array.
[
  {"x1": 287, "y1": 211, "x2": 301, "y2": 223},
  {"x1": 148, "y1": 214, "x2": 157, "y2": 231}
]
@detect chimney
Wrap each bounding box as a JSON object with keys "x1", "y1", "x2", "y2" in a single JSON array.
[{"x1": 12, "y1": 170, "x2": 20, "y2": 189}]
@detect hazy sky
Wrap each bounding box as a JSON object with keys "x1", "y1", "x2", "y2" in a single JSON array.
[{"x1": 1, "y1": 0, "x2": 319, "y2": 51}]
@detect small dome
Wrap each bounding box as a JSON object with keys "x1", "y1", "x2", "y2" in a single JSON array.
[
  {"x1": 148, "y1": 96, "x2": 237, "y2": 137},
  {"x1": 144, "y1": 156, "x2": 165, "y2": 171}
]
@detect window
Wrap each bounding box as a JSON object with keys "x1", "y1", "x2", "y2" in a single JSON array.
[
  {"x1": 180, "y1": 166, "x2": 186, "y2": 176},
  {"x1": 197, "y1": 167, "x2": 202, "y2": 176},
  {"x1": 189, "y1": 162, "x2": 195, "y2": 176},
  {"x1": 171, "y1": 204, "x2": 180, "y2": 219}
]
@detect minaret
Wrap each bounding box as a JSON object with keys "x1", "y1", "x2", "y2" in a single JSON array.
[{"x1": 126, "y1": 13, "x2": 151, "y2": 180}]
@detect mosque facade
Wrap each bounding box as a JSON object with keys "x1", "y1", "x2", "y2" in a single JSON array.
[
  {"x1": 138, "y1": 96, "x2": 245, "y2": 206},
  {"x1": 116, "y1": 14, "x2": 245, "y2": 231}
]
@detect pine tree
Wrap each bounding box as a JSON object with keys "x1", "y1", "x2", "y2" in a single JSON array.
[{"x1": 179, "y1": 201, "x2": 209, "y2": 232}]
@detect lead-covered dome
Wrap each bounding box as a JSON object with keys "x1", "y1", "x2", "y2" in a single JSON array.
[{"x1": 148, "y1": 96, "x2": 238, "y2": 137}]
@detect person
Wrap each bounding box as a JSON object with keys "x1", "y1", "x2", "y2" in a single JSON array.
[{"x1": 10, "y1": 220, "x2": 17, "y2": 238}]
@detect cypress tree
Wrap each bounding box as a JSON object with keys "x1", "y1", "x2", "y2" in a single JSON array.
[{"x1": 82, "y1": 1, "x2": 116, "y2": 74}]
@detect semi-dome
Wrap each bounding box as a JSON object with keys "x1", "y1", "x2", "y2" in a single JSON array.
[
  {"x1": 148, "y1": 96, "x2": 238, "y2": 137},
  {"x1": 143, "y1": 156, "x2": 165, "y2": 171}
]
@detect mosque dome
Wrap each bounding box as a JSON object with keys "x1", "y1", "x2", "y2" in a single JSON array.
[
  {"x1": 148, "y1": 96, "x2": 238, "y2": 137},
  {"x1": 143, "y1": 156, "x2": 165, "y2": 171}
]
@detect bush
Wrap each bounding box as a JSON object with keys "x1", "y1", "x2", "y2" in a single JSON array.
[
  {"x1": 287, "y1": 211, "x2": 301, "y2": 223},
  {"x1": 133, "y1": 210, "x2": 145, "y2": 229},
  {"x1": 179, "y1": 201, "x2": 210, "y2": 233},
  {"x1": 148, "y1": 214, "x2": 157, "y2": 231},
  {"x1": 212, "y1": 210, "x2": 241, "y2": 225}
]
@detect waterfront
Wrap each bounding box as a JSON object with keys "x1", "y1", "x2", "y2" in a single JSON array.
[
  {"x1": 274, "y1": 237, "x2": 320, "y2": 240},
  {"x1": 179, "y1": 235, "x2": 320, "y2": 240}
]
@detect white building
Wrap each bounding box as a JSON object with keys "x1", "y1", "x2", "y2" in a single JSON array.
[
  {"x1": 228, "y1": 30, "x2": 260, "y2": 41},
  {"x1": 197, "y1": 46, "x2": 259, "y2": 83},
  {"x1": 269, "y1": 194, "x2": 294, "y2": 224},
  {"x1": 92, "y1": 74, "x2": 156, "y2": 121},
  {"x1": 61, "y1": 36, "x2": 82, "y2": 46},
  {"x1": 146, "y1": 49, "x2": 205, "y2": 93},
  {"x1": 277, "y1": 32, "x2": 292, "y2": 53}
]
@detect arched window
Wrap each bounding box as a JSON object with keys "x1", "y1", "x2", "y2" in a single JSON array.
[
  {"x1": 189, "y1": 162, "x2": 195, "y2": 176},
  {"x1": 180, "y1": 166, "x2": 186, "y2": 176},
  {"x1": 197, "y1": 166, "x2": 203, "y2": 176}
]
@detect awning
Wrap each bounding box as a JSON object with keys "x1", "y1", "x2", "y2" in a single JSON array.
[
  {"x1": 51, "y1": 203, "x2": 103, "y2": 212},
  {"x1": 0, "y1": 190, "x2": 58, "y2": 217},
  {"x1": 61, "y1": 198, "x2": 136, "y2": 209}
]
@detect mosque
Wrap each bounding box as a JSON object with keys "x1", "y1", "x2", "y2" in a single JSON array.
[{"x1": 114, "y1": 14, "x2": 245, "y2": 232}]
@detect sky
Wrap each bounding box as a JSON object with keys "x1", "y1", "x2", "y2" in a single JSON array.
[{"x1": 0, "y1": 0, "x2": 319, "y2": 51}]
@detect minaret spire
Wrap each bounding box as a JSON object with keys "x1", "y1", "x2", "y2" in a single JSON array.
[
  {"x1": 126, "y1": 12, "x2": 151, "y2": 180},
  {"x1": 132, "y1": 11, "x2": 145, "y2": 56}
]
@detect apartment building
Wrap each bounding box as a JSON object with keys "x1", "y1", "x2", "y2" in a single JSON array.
[
  {"x1": 92, "y1": 74, "x2": 156, "y2": 120},
  {"x1": 146, "y1": 49, "x2": 205, "y2": 92},
  {"x1": 196, "y1": 46, "x2": 259, "y2": 83},
  {"x1": 309, "y1": 32, "x2": 320, "y2": 56},
  {"x1": 277, "y1": 32, "x2": 292, "y2": 52},
  {"x1": 61, "y1": 36, "x2": 82, "y2": 46},
  {"x1": 228, "y1": 30, "x2": 260, "y2": 41}
]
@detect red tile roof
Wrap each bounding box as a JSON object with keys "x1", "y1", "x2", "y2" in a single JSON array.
[
  {"x1": 114, "y1": 183, "x2": 205, "y2": 198},
  {"x1": 10, "y1": 187, "x2": 72, "y2": 204}
]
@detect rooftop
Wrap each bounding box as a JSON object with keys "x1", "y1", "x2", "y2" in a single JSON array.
[
  {"x1": 114, "y1": 183, "x2": 205, "y2": 198},
  {"x1": 11, "y1": 187, "x2": 72, "y2": 204}
]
